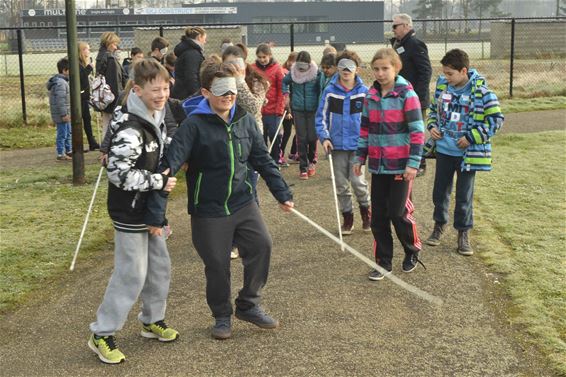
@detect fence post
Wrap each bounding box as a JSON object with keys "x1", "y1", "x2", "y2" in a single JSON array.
[
  {"x1": 290, "y1": 23, "x2": 295, "y2": 52},
  {"x1": 159, "y1": 26, "x2": 164, "y2": 37},
  {"x1": 444, "y1": 18, "x2": 448, "y2": 54},
  {"x1": 509, "y1": 18, "x2": 515, "y2": 98},
  {"x1": 16, "y1": 29, "x2": 27, "y2": 126}
]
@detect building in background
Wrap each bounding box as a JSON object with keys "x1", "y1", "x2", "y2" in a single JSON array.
[{"x1": 19, "y1": 1, "x2": 384, "y2": 51}]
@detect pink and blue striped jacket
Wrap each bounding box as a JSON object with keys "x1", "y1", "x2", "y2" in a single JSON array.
[{"x1": 356, "y1": 75, "x2": 424, "y2": 174}]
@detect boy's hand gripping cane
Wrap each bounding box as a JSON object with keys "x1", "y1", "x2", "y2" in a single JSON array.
[
  {"x1": 69, "y1": 165, "x2": 105, "y2": 271},
  {"x1": 268, "y1": 111, "x2": 287, "y2": 154},
  {"x1": 327, "y1": 153, "x2": 344, "y2": 251}
]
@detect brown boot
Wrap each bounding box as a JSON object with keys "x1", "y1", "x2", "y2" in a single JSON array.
[
  {"x1": 341, "y1": 212, "x2": 354, "y2": 235},
  {"x1": 425, "y1": 223, "x2": 445, "y2": 246},
  {"x1": 457, "y1": 230, "x2": 474, "y2": 256},
  {"x1": 360, "y1": 206, "x2": 371, "y2": 232}
]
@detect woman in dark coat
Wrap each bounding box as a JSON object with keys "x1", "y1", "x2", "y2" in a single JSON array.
[
  {"x1": 78, "y1": 41, "x2": 99, "y2": 150},
  {"x1": 171, "y1": 26, "x2": 206, "y2": 100},
  {"x1": 95, "y1": 31, "x2": 126, "y2": 134}
]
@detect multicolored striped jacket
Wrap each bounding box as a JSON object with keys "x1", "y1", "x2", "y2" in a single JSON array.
[
  {"x1": 427, "y1": 69, "x2": 504, "y2": 172},
  {"x1": 357, "y1": 75, "x2": 424, "y2": 174}
]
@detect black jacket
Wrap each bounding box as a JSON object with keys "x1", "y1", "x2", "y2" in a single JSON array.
[
  {"x1": 95, "y1": 46, "x2": 126, "y2": 113},
  {"x1": 171, "y1": 37, "x2": 204, "y2": 100},
  {"x1": 145, "y1": 101, "x2": 292, "y2": 225},
  {"x1": 390, "y1": 30, "x2": 432, "y2": 108},
  {"x1": 79, "y1": 63, "x2": 93, "y2": 101},
  {"x1": 106, "y1": 113, "x2": 167, "y2": 227}
]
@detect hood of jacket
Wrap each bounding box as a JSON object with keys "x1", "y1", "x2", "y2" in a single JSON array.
[
  {"x1": 191, "y1": 97, "x2": 238, "y2": 122},
  {"x1": 174, "y1": 37, "x2": 203, "y2": 58},
  {"x1": 126, "y1": 90, "x2": 166, "y2": 140},
  {"x1": 290, "y1": 61, "x2": 319, "y2": 84},
  {"x1": 436, "y1": 68, "x2": 482, "y2": 93},
  {"x1": 46, "y1": 73, "x2": 68, "y2": 90}
]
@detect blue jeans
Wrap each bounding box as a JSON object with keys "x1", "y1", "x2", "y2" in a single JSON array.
[
  {"x1": 56, "y1": 122, "x2": 72, "y2": 156},
  {"x1": 262, "y1": 115, "x2": 282, "y2": 164},
  {"x1": 432, "y1": 153, "x2": 476, "y2": 230}
]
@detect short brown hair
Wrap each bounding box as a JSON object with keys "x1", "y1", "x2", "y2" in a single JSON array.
[
  {"x1": 184, "y1": 26, "x2": 206, "y2": 39},
  {"x1": 256, "y1": 43, "x2": 272, "y2": 56},
  {"x1": 440, "y1": 49, "x2": 470, "y2": 71},
  {"x1": 132, "y1": 58, "x2": 170, "y2": 87},
  {"x1": 100, "y1": 32, "x2": 120, "y2": 49},
  {"x1": 371, "y1": 48, "x2": 402, "y2": 73},
  {"x1": 200, "y1": 60, "x2": 237, "y2": 90},
  {"x1": 151, "y1": 37, "x2": 169, "y2": 51},
  {"x1": 336, "y1": 50, "x2": 362, "y2": 67}
]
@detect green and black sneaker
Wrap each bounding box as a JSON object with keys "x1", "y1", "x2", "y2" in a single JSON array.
[
  {"x1": 141, "y1": 320, "x2": 179, "y2": 342},
  {"x1": 88, "y1": 333, "x2": 125, "y2": 364}
]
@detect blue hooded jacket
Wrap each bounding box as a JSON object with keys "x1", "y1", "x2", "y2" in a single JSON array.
[{"x1": 315, "y1": 74, "x2": 368, "y2": 151}]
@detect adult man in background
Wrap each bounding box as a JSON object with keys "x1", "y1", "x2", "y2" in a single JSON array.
[{"x1": 391, "y1": 13, "x2": 432, "y2": 176}]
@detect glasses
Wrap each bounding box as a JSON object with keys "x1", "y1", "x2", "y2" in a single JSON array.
[{"x1": 392, "y1": 23, "x2": 406, "y2": 30}]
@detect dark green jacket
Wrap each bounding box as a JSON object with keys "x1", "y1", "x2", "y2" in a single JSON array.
[{"x1": 145, "y1": 100, "x2": 292, "y2": 224}]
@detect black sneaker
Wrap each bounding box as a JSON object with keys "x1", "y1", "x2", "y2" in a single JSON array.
[
  {"x1": 368, "y1": 268, "x2": 390, "y2": 281},
  {"x1": 235, "y1": 306, "x2": 279, "y2": 329},
  {"x1": 402, "y1": 253, "x2": 426, "y2": 273},
  {"x1": 211, "y1": 317, "x2": 232, "y2": 340}
]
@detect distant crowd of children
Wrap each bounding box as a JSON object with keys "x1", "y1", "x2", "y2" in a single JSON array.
[{"x1": 46, "y1": 16, "x2": 504, "y2": 364}]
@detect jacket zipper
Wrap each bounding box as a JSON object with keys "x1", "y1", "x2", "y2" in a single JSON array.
[{"x1": 225, "y1": 123, "x2": 235, "y2": 216}]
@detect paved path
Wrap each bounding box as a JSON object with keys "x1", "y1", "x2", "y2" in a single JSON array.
[{"x1": 0, "y1": 110, "x2": 563, "y2": 376}]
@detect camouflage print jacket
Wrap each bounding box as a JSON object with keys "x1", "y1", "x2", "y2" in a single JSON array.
[{"x1": 106, "y1": 93, "x2": 169, "y2": 232}]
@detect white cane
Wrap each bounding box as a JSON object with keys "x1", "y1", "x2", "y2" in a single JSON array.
[
  {"x1": 268, "y1": 111, "x2": 287, "y2": 154},
  {"x1": 290, "y1": 207, "x2": 443, "y2": 306},
  {"x1": 327, "y1": 152, "x2": 344, "y2": 251},
  {"x1": 69, "y1": 165, "x2": 105, "y2": 271}
]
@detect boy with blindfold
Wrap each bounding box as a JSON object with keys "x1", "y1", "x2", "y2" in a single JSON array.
[
  {"x1": 315, "y1": 50, "x2": 371, "y2": 235},
  {"x1": 145, "y1": 61, "x2": 294, "y2": 340}
]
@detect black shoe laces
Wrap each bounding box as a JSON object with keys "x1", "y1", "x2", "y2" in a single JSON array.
[
  {"x1": 414, "y1": 255, "x2": 427, "y2": 270},
  {"x1": 100, "y1": 335, "x2": 118, "y2": 351},
  {"x1": 153, "y1": 320, "x2": 168, "y2": 330}
]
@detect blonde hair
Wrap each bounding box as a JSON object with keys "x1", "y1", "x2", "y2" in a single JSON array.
[
  {"x1": 371, "y1": 48, "x2": 403, "y2": 74},
  {"x1": 100, "y1": 32, "x2": 120, "y2": 49},
  {"x1": 184, "y1": 26, "x2": 206, "y2": 39},
  {"x1": 78, "y1": 41, "x2": 89, "y2": 67}
]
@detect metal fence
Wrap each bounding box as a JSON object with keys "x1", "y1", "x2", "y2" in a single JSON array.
[{"x1": 1, "y1": 17, "x2": 565, "y2": 127}]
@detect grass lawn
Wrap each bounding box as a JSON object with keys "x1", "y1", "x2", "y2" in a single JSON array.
[
  {"x1": 474, "y1": 130, "x2": 566, "y2": 374},
  {"x1": 0, "y1": 161, "x2": 187, "y2": 313},
  {"x1": 0, "y1": 163, "x2": 112, "y2": 312}
]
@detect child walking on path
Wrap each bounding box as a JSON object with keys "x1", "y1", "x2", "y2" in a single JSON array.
[
  {"x1": 424, "y1": 49, "x2": 504, "y2": 255},
  {"x1": 252, "y1": 44, "x2": 286, "y2": 164},
  {"x1": 282, "y1": 51, "x2": 321, "y2": 179},
  {"x1": 145, "y1": 61, "x2": 293, "y2": 341},
  {"x1": 47, "y1": 57, "x2": 72, "y2": 161},
  {"x1": 316, "y1": 50, "x2": 370, "y2": 235},
  {"x1": 354, "y1": 48, "x2": 425, "y2": 281},
  {"x1": 88, "y1": 59, "x2": 179, "y2": 365},
  {"x1": 281, "y1": 52, "x2": 298, "y2": 164}
]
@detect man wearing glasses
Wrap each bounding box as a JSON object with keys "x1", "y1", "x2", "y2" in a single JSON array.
[{"x1": 391, "y1": 13, "x2": 432, "y2": 176}]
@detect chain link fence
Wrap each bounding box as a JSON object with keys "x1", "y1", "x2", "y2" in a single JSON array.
[{"x1": 1, "y1": 17, "x2": 565, "y2": 127}]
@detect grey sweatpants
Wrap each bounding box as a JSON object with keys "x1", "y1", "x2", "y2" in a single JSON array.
[
  {"x1": 191, "y1": 201, "x2": 272, "y2": 318},
  {"x1": 90, "y1": 229, "x2": 171, "y2": 336},
  {"x1": 331, "y1": 150, "x2": 370, "y2": 213}
]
